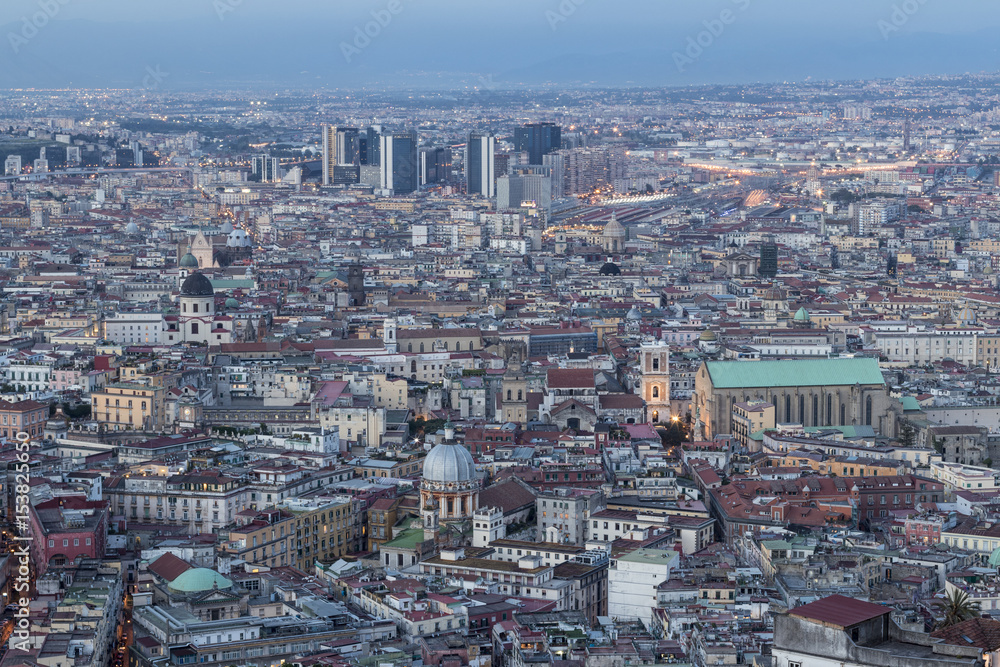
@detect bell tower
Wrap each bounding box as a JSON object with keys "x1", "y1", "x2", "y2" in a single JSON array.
[
  {"x1": 347, "y1": 263, "x2": 366, "y2": 306},
  {"x1": 502, "y1": 363, "x2": 528, "y2": 424},
  {"x1": 422, "y1": 499, "x2": 440, "y2": 543},
  {"x1": 640, "y1": 339, "x2": 670, "y2": 423}
]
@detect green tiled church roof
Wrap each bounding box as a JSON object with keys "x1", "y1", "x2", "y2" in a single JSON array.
[{"x1": 705, "y1": 357, "x2": 885, "y2": 389}]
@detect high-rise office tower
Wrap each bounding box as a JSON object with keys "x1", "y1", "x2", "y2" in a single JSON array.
[
  {"x1": 333, "y1": 164, "x2": 360, "y2": 185},
  {"x1": 542, "y1": 151, "x2": 565, "y2": 197},
  {"x1": 251, "y1": 155, "x2": 280, "y2": 183},
  {"x1": 497, "y1": 166, "x2": 552, "y2": 215},
  {"x1": 364, "y1": 126, "x2": 381, "y2": 166},
  {"x1": 336, "y1": 127, "x2": 361, "y2": 165},
  {"x1": 420, "y1": 147, "x2": 452, "y2": 185},
  {"x1": 466, "y1": 132, "x2": 496, "y2": 197},
  {"x1": 131, "y1": 140, "x2": 144, "y2": 168},
  {"x1": 380, "y1": 131, "x2": 418, "y2": 195},
  {"x1": 323, "y1": 126, "x2": 361, "y2": 185},
  {"x1": 514, "y1": 122, "x2": 561, "y2": 165},
  {"x1": 494, "y1": 153, "x2": 512, "y2": 181},
  {"x1": 321, "y1": 124, "x2": 336, "y2": 186}
]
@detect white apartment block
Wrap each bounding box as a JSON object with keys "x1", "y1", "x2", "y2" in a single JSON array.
[
  {"x1": 873, "y1": 328, "x2": 978, "y2": 366},
  {"x1": 103, "y1": 312, "x2": 166, "y2": 345}
]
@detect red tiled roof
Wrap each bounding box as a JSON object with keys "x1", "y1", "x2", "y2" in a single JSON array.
[
  {"x1": 547, "y1": 368, "x2": 595, "y2": 389},
  {"x1": 397, "y1": 328, "x2": 482, "y2": 339},
  {"x1": 147, "y1": 552, "x2": 192, "y2": 582},
  {"x1": 931, "y1": 617, "x2": 1000, "y2": 650},
  {"x1": 598, "y1": 393, "x2": 644, "y2": 409},
  {"x1": 479, "y1": 478, "x2": 537, "y2": 514}
]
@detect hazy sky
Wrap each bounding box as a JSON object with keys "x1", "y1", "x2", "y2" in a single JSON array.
[{"x1": 0, "y1": 0, "x2": 997, "y2": 89}]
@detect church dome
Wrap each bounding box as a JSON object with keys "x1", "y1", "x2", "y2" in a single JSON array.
[
  {"x1": 626, "y1": 306, "x2": 642, "y2": 321},
  {"x1": 599, "y1": 262, "x2": 621, "y2": 276},
  {"x1": 602, "y1": 215, "x2": 626, "y2": 239},
  {"x1": 225, "y1": 297, "x2": 239, "y2": 309},
  {"x1": 423, "y1": 442, "x2": 476, "y2": 485},
  {"x1": 793, "y1": 307, "x2": 811, "y2": 322},
  {"x1": 179, "y1": 252, "x2": 199, "y2": 269},
  {"x1": 220, "y1": 221, "x2": 234, "y2": 234},
  {"x1": 955, "y1": 303, "x2": 976, "y2": 325},
  {"x1": 125, "y1": 221, "x2": 140, "y2": 235},
  {"x1": 227, "y1": 229, "x2": 252, "y2": 248},
  {"x1": 167, "y1": 568, "x2": 233, "y2": 593},
  {"x1": 180, "y1": 273, "x2": 214, "y2": 297},
  {"x1": 763, "y1": 285, "x2": 786, "y2": 301},
  {"x1": 699, "y1": 328, "x2": 718, "y2": 342}
]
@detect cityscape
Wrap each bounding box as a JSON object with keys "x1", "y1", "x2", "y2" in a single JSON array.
[{"x1": 4, "y1": 2, "x2": 1000, "y2": 667}]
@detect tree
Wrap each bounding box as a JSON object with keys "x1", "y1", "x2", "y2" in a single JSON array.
[
  {"x1": 660, "y1": 419, "x2": 690, "y2": 448},
  {"x1": 899, "y1": 422, "x2": 915, "y2": 448},
  {"x1": 934, "y1": 588, "x2": 980, "y2": 629},
  {"x1": 66, "y1": 404, "x2": 91, "y2": 419},
  {"x1": 831, "y1": 188, "x2": 859, "y2": 205},
  {"x1": 410, "y1": 417, "x2": 447, "y2": 439}
]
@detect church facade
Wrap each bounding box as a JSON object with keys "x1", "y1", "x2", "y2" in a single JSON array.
[{"x1": 165, "y1": 273, "x2": 235, "y2": 346}]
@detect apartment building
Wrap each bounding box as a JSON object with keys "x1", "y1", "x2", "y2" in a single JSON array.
[
  {"x1": 91, "y1": 382, "x2": 166, "y2": 431},
  {"x1": 105, "y1": 470, "x2": 249, "y2": 533}
]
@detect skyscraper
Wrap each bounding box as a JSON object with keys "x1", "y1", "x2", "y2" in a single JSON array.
[
  {"x1": 321, "y1": 124, "x2": 336, "y2": 186},
  {"x1": 420, "y1": 147, "x2": 452, "y2": 185},
  {"x1": 323, "y1": 126, "x2": 362, "y2": 185},
  {"x1": 380, "y1": 131, "x2": 418, "y2": 195},
  {"x1": 542, "y1": 151, "x2": 565, "y2": 197},
  {"x1": 466, "y1": 132, "x2": 496, "y2": 197},
  {"x1": 494, "y1": 153, "x2": 512, "y2": 181},
  {"x1": 363, "y1": 126, "x2": 381, "y2": 167},
  {"x1": 335, "y1": 127, "x2": 360, "y2": 165},
  {"x1": 514, "y1": 122, "x2": 561, "y2": 165},
  {"x1": 550, "y1": 147, "x2": 625, "y2": 196},
  {"x1": 497, "y1": 166, "x2": 552, "y2": 215},
  {"x1": 251, "y1": 154, "x2": 280, "y2": 183}
]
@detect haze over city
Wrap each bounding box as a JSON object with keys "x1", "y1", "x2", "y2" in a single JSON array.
[{"x1": 1, "y1": 0, "x2": 999, "y2": 88}]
